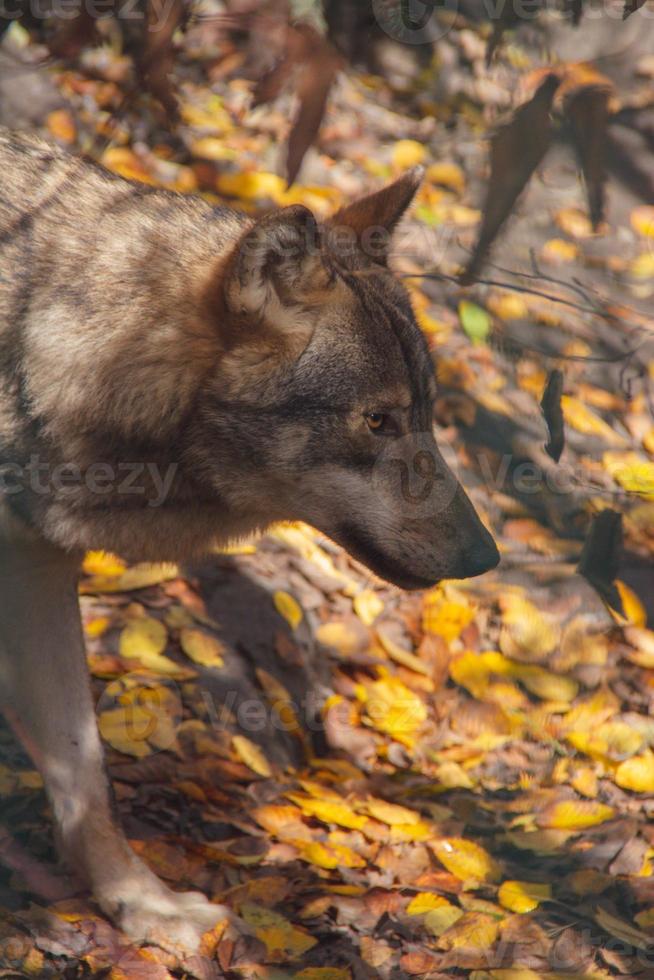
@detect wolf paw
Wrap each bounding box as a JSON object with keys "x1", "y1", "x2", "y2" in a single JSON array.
[{"x1": 99, "y1": 874, "x2": 233, "y2": 953}]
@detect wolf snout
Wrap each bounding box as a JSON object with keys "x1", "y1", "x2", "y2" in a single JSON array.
[{"x1": 458, "y1": 532, "x2": 500, "y2": 578}]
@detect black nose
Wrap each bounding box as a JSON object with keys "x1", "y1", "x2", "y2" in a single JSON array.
[{"x1": 461, "y1": 533, "x2": 500, "y2": 578}]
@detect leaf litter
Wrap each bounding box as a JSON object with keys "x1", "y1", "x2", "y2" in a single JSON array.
[{"x1": 1, "y1": 4, "x2": 654, "y2": 979}]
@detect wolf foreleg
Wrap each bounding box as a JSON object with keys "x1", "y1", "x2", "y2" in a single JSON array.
[{"x1": 0, "y1": 530, "x2": 229, "y2": 953}]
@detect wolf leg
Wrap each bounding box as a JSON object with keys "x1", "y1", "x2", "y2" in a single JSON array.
[{"x1": 0, "y1": 530, "x2": 229, "y2": 952}]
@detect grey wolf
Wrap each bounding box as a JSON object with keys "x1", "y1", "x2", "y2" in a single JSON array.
[{"x1": 0, "y1": 127, "x2": 498, "y2": 951}]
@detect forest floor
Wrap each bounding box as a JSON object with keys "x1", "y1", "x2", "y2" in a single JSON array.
[{"x1": 1, "y1": 6, "x2": 654, "y2": 979}]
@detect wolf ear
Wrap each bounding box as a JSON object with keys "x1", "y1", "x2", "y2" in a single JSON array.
[
  {"x1": 225, "y1": 205, "x2": 327, "y2": 321},
  {"x1": 329, "y1": 166, "x2": 424, "y2": 263}
]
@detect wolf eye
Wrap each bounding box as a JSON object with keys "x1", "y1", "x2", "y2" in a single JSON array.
[{"x1": 365, "y1": 412, "x2": 387, "y2": 432}]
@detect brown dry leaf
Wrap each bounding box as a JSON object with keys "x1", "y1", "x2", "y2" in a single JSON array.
[
  {"x1": 541, "y1": 368, "x2": 565, "y2": 462},
  {"x1": 593, "y1": 906, "x2": 654, "y2": 951},
  {"x1": 254, "y1": 24, "x2": 341, "y2": 185},
  {"x1": 461, "y1": 73, "x2": 559, "y2": 283},
  {"x1": 556, "y1": 65, "x2": 615, "y2": 227}
]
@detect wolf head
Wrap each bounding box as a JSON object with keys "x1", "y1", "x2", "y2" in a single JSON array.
[{"x1": 200, "y1": 168, "x2": 499, "y2": 589}]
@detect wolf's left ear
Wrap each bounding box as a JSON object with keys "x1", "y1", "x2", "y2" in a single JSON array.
[
  {"x1": 329, "y1": 166, "x2": 423, "y2": 263},
  {"x1": 225, "y1": 205, "x2": 328, "y2": 321}
]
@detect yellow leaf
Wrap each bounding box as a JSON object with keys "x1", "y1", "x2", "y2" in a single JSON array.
[
  {"x1": 315, "y1": 621, "x2": 366, "y2": 658},
  {"x1": 81, "y1": 562, "x2": 179, "y2": 593},
  {"x1": 46, "y1": 109, "x2": 76, "y2": 144},
  {"x1": 423, "y1": 591, "x2": 475, "y2": 641},
  {"x1": 630, "y1": 253, "x2": 654, "y2": 279},
  {"x1": 240, "y1": 904, "x2": 316, "y2": 961},
  {"x1": 292, "y1": 839, "x2": 365, "y2": 870},
  {"x1": 516, "y1": 665, "x2": 578, "y2": 703},
  {"x1": 216, "y1": 171, "x2": 286, "y2": 202},
  {"x1": 538, "y1": 800, "x2": 614, "y2": 830},
  {"x1": 631, "y1": 205, "x2": 654, "y2": 237},
  {"x1": 613, "y1": 580, "x2": 647, "y2": 627},
  {"x1": 407, "y1": 893, "x2": 452, "y2": 915},
  {"x1": 289, "y1": 796, "x2": 368, "y2": 830},
  {"x1": 376, "y1": 629, "x2": 430, "y2": 675},
  {"x1": 364, "y1": 798, "x2": 421, "y2": 826},
  {"x1": 353, "y1": 590, "x2": 383, "y2": 625},
  {"x1": 603, "y1": 451, "x2": 654, "y2": 499},
  {"x1": 99, "y1": 706, "x2": 153, "y2": 758},
  {"x1": 363, "y1": 677, "x2": 427, "y2": 747},
  {"x1": 436, "y1": 911, "x2": 500, "y2": 950},
  {"x1": 83, "y1": 551, "x2": 126, "y2": 577},
  {"x1": 570, "y1": 767, "x2": 598, "y2": 799},
  {"x1": 191, "y1": 136, "x2": 235, "y2": 161},
  {"x1": 119, "y1": 617, "x2": 186, "y2": 678},
  {"x1": 615, "y1": 751, "x2": 654, "y2": 793},
  {"x1": 499, "y1": 595, "x2": 559, "y2": 662},
  {"x1": 232, "y1": 735, "x2": 272, "y2": 778},
  {"x1": 179, "y1": 628, "x2": 225, "y2": 668},
  {"x1": 423, "y1": 903, "x2": 465, "y2": 936},
  {"x1": 101, "y1": 147, "x2": 157, "y2": 185},
  {"x1": 253, "y1": 805, "x2": 309, "y2": 839},
  {"x1": 84, "y1": 616, "x2": 111, "y2": 638},
  {"x1": 498, "y1": 880, "x2": 551, "y2": 913},
  {"x1": 431, "y1": 838, "x2": 501, "y2": 884},
  {"x1": 273, "y1": 591, "x2": 303, "y2": 630},
  {"x1": 562, "y1": 397, "x2": 626, "y2": 445},
  {"x1": 542, "y1": 238, "x2": 579, "y2": 263},
  {"x1": 486, "y1": 292, "x2": 529, "y2": 320},
  {"x1": 555, "y1": 207, "x2": 594, "y2": 239},
  {"x1": 567, "y1": 720, "x2": 643, "y2": 763},
  {"x1": 426, "y1": 161, "x2": 465, "y2": 194},
  {"x1": 392, "y1": 140, "x2": 427, "y2": 169}
]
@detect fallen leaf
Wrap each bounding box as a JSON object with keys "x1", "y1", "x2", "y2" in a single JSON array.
[
  {"x1": 232, "y1": 736, "x2": 272, "y2": 778},
  {"x1": 498, "y1": 880, "x2": 551, "y2": 913},
  {"x1": 431, "y1": 838, "x2": 501, "y2": 884},
  {"x1": 179, "y1": 628, "x2": 225, "y2": 668},
  {"x1": 273, "y1": 590, "x2": 304, "y2": 630}
]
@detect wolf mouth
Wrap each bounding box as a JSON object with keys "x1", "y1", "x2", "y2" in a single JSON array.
[{"x1": 337, "y1": 522, "x2": 438, "y2": 591}]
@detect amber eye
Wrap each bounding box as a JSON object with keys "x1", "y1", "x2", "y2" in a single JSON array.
[{"x1": 365, "y1": 412, "x2": 387, "y2": 432}]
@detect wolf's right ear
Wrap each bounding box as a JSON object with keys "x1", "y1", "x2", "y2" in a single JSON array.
[
  {"x1": 225, "y1": 205, "x2": 327, "y2": 321},
  {"x1": 329, "y1": 166, "x2": 424, "y2": 263}
]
